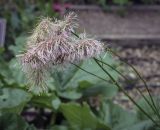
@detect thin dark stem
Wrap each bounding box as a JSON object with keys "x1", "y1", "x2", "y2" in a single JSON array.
[
  {"x1": 62, "y1": 62, "x2": 83, "y2": 88},
  {"x1": 70, "y1": 63, "x2": 107, "y2": 82},
  {"x1": 108, "y1": 48, "x2": 160, "y2": 119},
  {"x1": 94, "y1": 58, "x2": 160, "y2": 127},
  {"x1": 95, "y1": 58, "x2": 160, "y2": 119},
  {"x1": 71, "y1": 31, "x2": 160, "y2": 126},
  {"x1": 72, "y1": 61, "x2": 159, "y2": 127},
  {"x1": 71, "y1": 31, "x2": 81, "y2": 39}
]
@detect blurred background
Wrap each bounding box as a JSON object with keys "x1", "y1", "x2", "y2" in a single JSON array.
[{"x1": 0, "y1": 0, "x2": 160, "y2": 130}]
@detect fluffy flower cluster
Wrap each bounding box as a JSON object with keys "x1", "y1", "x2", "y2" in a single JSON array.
[{"x1": 18, "y1": 12, "x2": 104, "y2": 93}]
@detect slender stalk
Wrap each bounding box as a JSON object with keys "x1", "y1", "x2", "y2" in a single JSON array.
[
  {"x1": 94, "y1": 58, "x2": 160, "y2": 126},
  {"x1": 107, "y1": 48, "x2": 160, "y2": 119},
  {"x1": 71, "y1": 61, "x2": 159, "y2": 127},
  {"x1": 62, "y1": 62, "x2": 83, "y2": 88},
  {"x1": 71, "y1": 31, "x2": 160, "y2": 126},
  {"x1": 95, "y1": 58, "x2": 160, "y2": 119},
  {"x1": 70, "y1": 63, "x2": 107, "y2": 82},
  {"x1": 71, "y1": 31, "x2": 80, "y2": 38}
]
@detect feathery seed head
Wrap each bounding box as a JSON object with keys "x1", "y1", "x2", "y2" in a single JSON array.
[
  {"x1": 64, "y1": 12, "x2": 78, "y2": 31},
  {"x1": 76, "y1": 34, "x2": 104, "y2": 60},
  {"x1": 26, "y1": 68, "x2": 49, "y2": 94},
  {"x1": 18, "y1": 12, "x2": 104, "y2": 94},
  {"x1": 27, "y1": 17, "x2": 59, "y2": 48},
  {"x1": 56, "y1": 12, "x2": 78, "y2": 33}
]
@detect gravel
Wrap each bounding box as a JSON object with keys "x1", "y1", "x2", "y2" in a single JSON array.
[{"x1": 113, "y1": 45, "x2": 160, "y2": 109}]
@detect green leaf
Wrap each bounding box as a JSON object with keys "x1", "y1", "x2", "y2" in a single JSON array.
[
  {"x1": 52, "y1": 97, "x2": 61, "y2": 110},
  {"x1": 0, "y1": 57, "x2": 15, "y2": 85},
  {"x1": 31, "y1": 93, "x2": 61, "y2": 110},
  {"x1": 61, "y1": 64, "x2": 82, "y2": 87},
  {"x1": 31, "y1": 94, "x2": 55, "y2": 108},
  {"x1": 9, "y1": 58, "x2": 26, "y2": 86},
  {"x1": 62, "y1": 54, "x2": 119, "y2": 89},
  {"x1": 0, "y1": 88, "x2": 32, "y2": 113},
  {"x1": 100, "y1": 101, "x2": 137, "y2": 130},
  {"x1": 58, "y1": 90, "x2": 82, "y2": 100},
  {"x1": 0, "y1": 36, "x2": 27, "y2": 87},
  {"x1": 50, "y1": 54, "x2": 120, "y2": 100},
  {"x1": 9, "y1": 36, "x2": 27, "y2": 55},
  {"x1": 78, "y1": 81, "x2": 93, "y2": 89},
  {"x1": 60, "y1": 102, "x2": 111, "y2": 130},
  {"x1": 81, "y1": 82, "x2": 118, "y2": 98},
  {"x1": 0, "y1": 113, "x2": 37, "y2": 130}
]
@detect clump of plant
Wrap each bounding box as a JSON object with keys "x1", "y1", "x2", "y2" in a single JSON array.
[{"x1": 15, "y1": 12, "x2": 160, "y2": 129}]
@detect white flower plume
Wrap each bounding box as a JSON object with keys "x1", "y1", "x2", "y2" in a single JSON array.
[{"x1": 18, "y1": 12, "x2": 104, "y2": 94}]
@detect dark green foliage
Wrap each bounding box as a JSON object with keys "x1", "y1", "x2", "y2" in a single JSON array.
[
  {"x1": 60, "y1": 103, "x2": 111, "y2": 130},
  {"x1": 0, "y1": 88, "x2": 32, "y2": 114}
]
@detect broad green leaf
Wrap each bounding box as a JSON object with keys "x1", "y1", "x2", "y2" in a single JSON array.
[
  {"x1": 51, "y1": 54, "x2": 120, "y2": 100},
  {"x1": 0, "y1": 37, "x2": 27, "y2": 87},
  {"x1": 31, "y1": 94, "x2": 56, "y2": 109},
  {"x1": 61, "y1": 64, "x2": 83, "y2": 87},
  {"x1": 58, "y1": 90, "x2": 82, "y2": 100},
  {"x1": 0, "y1": 57, "x2": 15, "y2": 85},
  {"x1": 60, "y1": 102, "x2": 111, "y2": 130},
  {"x1": 62, "y1": 54, "x2": 119, "y2": 89},
  {"x1": 31, "y1": 93, "x2": 61, "y2": 110},
  {"x1": 9, "y1": 36, "x2": 27, "y2": 55},
  {"x1": 0, "y1": 88, "x2": 32, "y2": 113},
  {"x1": 81, "y1": 82, "x2": 118, "y2": 98},
  {"x1": 0, "y1": 113, "x2": 36, "y2": 130},
  {"x1": 9, "y1": 58, "x2": 26, "y2": 86},
  {"x1": 31, "y1": 95, "x2": 52, "y2": 109},
  {"x1": 52, "y1": 97, "x2": 61, "y2": 110},
  {"x1": 78, "y1": 81, "x2": 93, "y2": 89},
  {"x1": 100, "y1": 101, "x2": 137, "y2": 130}
]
